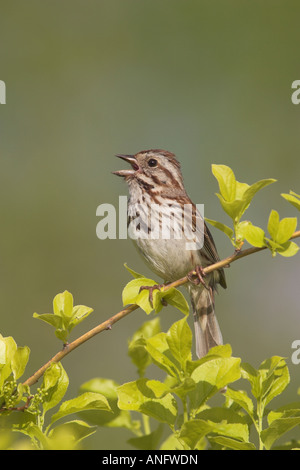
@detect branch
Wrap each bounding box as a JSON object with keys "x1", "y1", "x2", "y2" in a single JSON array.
[
  {"x1": 23, "y1": 230, "x2": 300, "y2": 388},
  {"x1": 0, "y1": 395, "x2": 33, "y2": 413},
  {"x1": 166, "y1": 230, "x2": 300, "y2": 290},
  {"x1": 23, "y1": 304, "x2": 138, "y2": 387}
]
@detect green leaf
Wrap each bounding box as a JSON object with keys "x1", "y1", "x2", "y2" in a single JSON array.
[
  {"x1": 170, "y1": 377, "x2": 196, "y2": 400},
  {"x1": 215, "y1": 195, "x2": 246, "y2": 221},
  {"x1": 206, "y1": 344, "x2": 233, "y2": 358},
  {"x1": 123, "y1": 280, "x2": 188, "y2": 316},
  {"x1": 205, "y1": 218, "x2": 234, "y2": 241},
  {"x1": 122, "y1": 278, "x2": 156, "y2": 305},
  {"x1": 190, "y1": 356, "x2": 241, "y2": 408},
  {"x1": 32, "y1": 313, "x2": 63, "y2": 329},
  {"x1": 242, "y1": 179, "x2": 276, "y2": 209},
  {"x1": 206, "y1": 423, "x2": 249, "y2": 445},
  {"x1": 272, "y1": 440, "x2": 300, "y2": 450},
  {"x1": 166, "y1": 318, "x2": 192, "y2": 370},
  {"x1": 266, "y1": 238, "x2": 282, "y2": 256},
  {"x1": 145, "y1": 333, "x2": 180, "y2": 378},
  {"x1": 235, "y1": 181, "x2": 250, "y2": 199},
  {"x1": 124, "y1": 263, "x2": 144, "y2": 278},
  {"x1": 277, "y1": 241, "x2": 299, "y2": 257},
  {"x1": 42, "y1": 362, "x2": 69, "y2": 414},
  {"x1": 241, "y1": 362, "x2": 261, "y2": 399},
  {"x1": 33, "y1": 292, "x2": 94, "y2": 342},
  {"x1": 212, "y1": 166, "x2": 275, "y2": 223},
  {"x1": 136, "y1": 289, "x2": 155, "y2": 315},
  {"x1": 117, "y1": 378, "x2": 177, "y2": 426},
  {"x1": 128, "y1": 424, "x2": 164, "y2": 450},
  {"x1": 0, "y1": 336, "x2": 6, "y2": 365},
  {"x1": 79, "y1": 378, "x2": 136, "y2": 431},
  {"x1": 0, "y1": 336, "x2": 17, "y2": 387},
  {"x1": 210, "y1": 436, "x2": 256, "y2": 450},
  {"x1": 242, "y1": 357, "x2": 290, "y2": 407},
  {"x1": 268, "y1": 401, "x2": 300, "y2": 421},
  {"x1": 160, "y1": 288, "x2": 189, "y2": 316},
  {"x1": 160, "y1": 432, "x2": 191, "y2": 450},
  {"x1": 51, "y1": 392, "x2": 111, "y2": 424},
  {"x1": 212, "y1": 164, "x2": 236, "y2": 202},
  {"x1": 238, "y1": 223, "x2": 266, "y2": 248},
  {"x1": 259, "y1": 356, "x2": 290, "y2": 407},
  {"x1": 133, "y1": 318, "x2": 161, "y2": 341},
  {"x1": 53, "y1": 291, "x2": 74, "y2": 318},
  {"x1": 23, "y1": 424, "x2": 50, "y2": 449},
  {"x1": 80, "y1": 377, "x2": 119, "y2": 400},
  {"x1": 226, "y1": 387, "x2": 254, "y2": 417},
  {"x1": 2, "y1": 336, "x2": 17, "y2": 364},
  {"x1": 261, "y1": 414, "x2": 300, "y2": 450},
  {"x1": 179, "y1": 414, "x2": 250, "y2": 450},
  {"x1": 11, "y1": 346, "x2": 30, "y2": 380},
  {"x1": 129, "y1": 337, "x2": 149, "y2": 377},
  {"x1": 196, "y1": 407, "x2": 249, "y2": 430},
  {"x1": 281, "y1": 191, "x2": 300, "y2": 211},
  {"x1": 69, "y1": 305, "x2": 94, "y2": 329},
  {"x1": 152, "y1": 291, "x2": 165, "y2": 314},
  {"x1": 276, "y1": 217, "x2": 297, "y2": 244},
  {"x1": 191, "y1": 356, "x2": 241, "y2": 389},
  {"x1": 128, "y1": 318, "x2": 161, "y2": 377},
  {"x1": 179, "y1": 419, "x2": 212, "y2": 449},
  {"x1": 71, "y1": 305, "x2": 94, "y2": 322},
  {"x1": 48, "y1": 420, "x2": 97, "y2": 450},
  {"x1": 122, "y1": 278, "x2": 157, "y2": 314},
  {"x1": 186, "y1": 344, "x2": 233, "y2": 375},
  {"x1": 54, "y1": 328, "x2": 69, "y2": 343},
  {"x1": 268, "y1": 210, "x2": 280, "y2": 240},
  {"x1": 234, "y1": 220, "x2": 250, "y2": 239}
]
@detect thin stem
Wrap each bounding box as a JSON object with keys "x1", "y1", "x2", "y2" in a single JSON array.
[
  {"x1": 142, "y1": 414, "x2": 151, "y2": 435},
  {"x1": 182, "y1": 398, "x2": 189, "y2": 423},
  {"x1": 257, "y1": 399, "x2": 265, "y2": 450},
  {"x1": 23, "y1": 230, "x2": 300, "y2": 388}
]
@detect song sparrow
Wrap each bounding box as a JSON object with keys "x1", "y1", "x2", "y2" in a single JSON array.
[{"x1": 113, "y1": 149, "x2": 226, "y2": 358}]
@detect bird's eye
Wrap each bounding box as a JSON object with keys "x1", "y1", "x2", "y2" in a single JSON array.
[{"x1": 148, "y1": 158, "x2": 157, "y2": 167}]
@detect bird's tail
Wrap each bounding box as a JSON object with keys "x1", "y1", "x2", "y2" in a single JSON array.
[{"x1": 188, "y1": 284, "x2": 223, "y2": 358}]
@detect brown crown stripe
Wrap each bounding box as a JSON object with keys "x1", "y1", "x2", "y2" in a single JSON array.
[{"x1": 138, "y1": 149, "x2": 181, "y2": 169}]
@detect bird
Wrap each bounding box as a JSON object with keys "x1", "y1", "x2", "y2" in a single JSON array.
[{"x1": 113, "y1": 149, "x2": 226, "y2": 358}]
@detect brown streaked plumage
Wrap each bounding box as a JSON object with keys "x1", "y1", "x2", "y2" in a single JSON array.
[{"x1": 114, "y1": 149, "x2": 227, "y2": 358}]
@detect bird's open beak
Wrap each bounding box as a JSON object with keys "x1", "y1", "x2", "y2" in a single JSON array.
[{"x1": 112, "y1": 154, "x2": 139, "y2": 177}]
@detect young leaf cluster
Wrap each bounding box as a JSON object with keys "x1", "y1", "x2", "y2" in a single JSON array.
[
  {"x1": 33, "y1": 290, "x2": 93, "y2": 343},
  {"x1": 16, "y1": 362, "x2": 111, "y2": 450},
  {"x1": 206, "y1": 164, "x2": 299, "y2": 258},
  {"x1": 122, "y1": 264, "x2": 189, "y2": 316},
  {"x1": 0, "y1": 273, "x2": 300, "y2": 451},
  {"x1": 80, "y1": 317, "x2": 300, "y2": 450},
  {"x1": 281, "y1": 190, "x2": 300, "y2": 212},
  {"x1": 0, "y1": 355, "x2": 111, "y2": 449},
  {"x1": 0, "y1": 335, "x2": 30, "y2": 412},
  {"x1": 0, "y1": 292, "x2": 111, "y2": 450}
]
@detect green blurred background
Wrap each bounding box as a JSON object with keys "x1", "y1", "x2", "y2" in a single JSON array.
[{"x1": 1, "y1": 0, "x2": 300, "y2": 449}]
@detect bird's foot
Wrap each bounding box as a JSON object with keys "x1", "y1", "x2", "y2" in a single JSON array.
[
  {"x1": 139, "y1": 284, "x2": 165, "y2": 307},
  {"x1": 187, "y1": 265, "x2": 210, "y2": 291}
]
